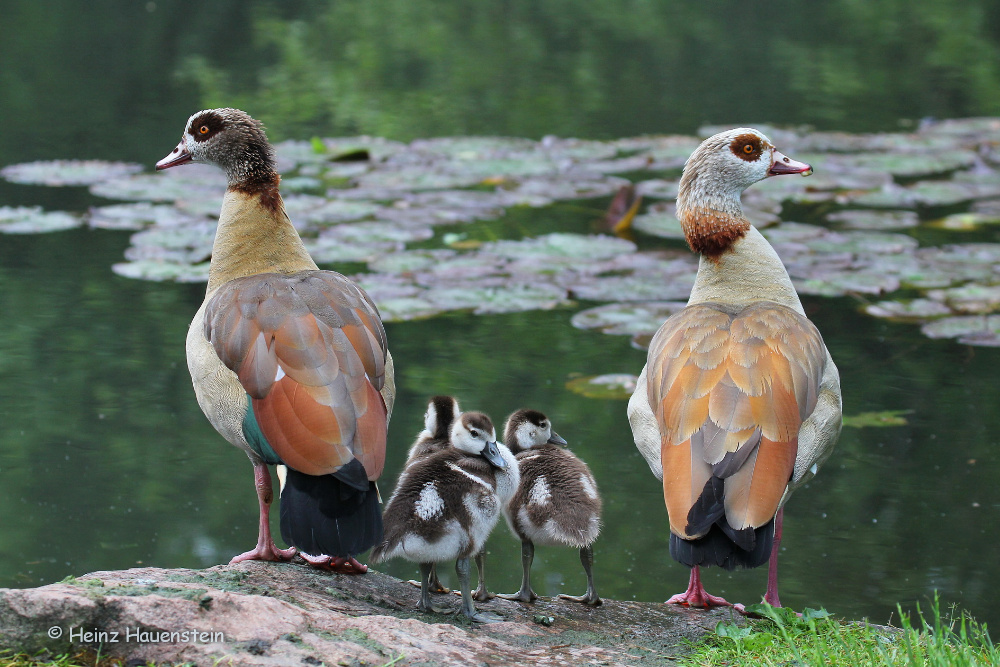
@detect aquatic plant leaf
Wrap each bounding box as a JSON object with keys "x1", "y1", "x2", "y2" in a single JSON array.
[
  {"x1": 1, "y1": 160, "x2": 143, "y2": 186},
  {"x1": 570, "y1": 302, "x2": 688, "y2": 336},
  {"x1": 112, "y1": 260, "x2": 211, "y2": 283},
  {"x1": 927, "y1": 284, "x2": 1000, "y2": 314},
  {"x1": 88, "y1": 203, "x2": 204, "y2": 230},
  {"x1": 569, "y1": 273, "x2": 696, "y2": 302},
  {"x1": 424, "y1": 282, "x2": 568, "y2": 315},
  {"x1": 864, "y1": 299, "x2": 953, "y2": 321},
  {"x1": 635, "y1": 179, "x2": 679, "y2": 200},
  {"x1": 481, "y1": 233, "x2": 636, "y2": 261},
  {"x1": 0, "y1": 206, "x2": 81, "y2": 234},
  {"x1": 921, "y1": 315, "x2": 1000, "y2": 347},
  {"x1": 826, "y1": 209, "x2": 919, "y2": 231},
  {"x1": 565, "y1": 374, "x2": 638, "y2": 400},
  {"x1": 632, "y1": 203, "x2": 685, "y2": 239},
  {"x1": 368, "y1": 249, "x2": 458, "y2": 274}
]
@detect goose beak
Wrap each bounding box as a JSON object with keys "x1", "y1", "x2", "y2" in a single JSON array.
[
  {"x1": 481, "y1": 440, "x2": 506, "y2": 469},
  {"x1": 156, "y1": 141, "x2": 193, "y2": 170},
  {"x1": 547, "y1": 432, "x2": 568, "y2": 446},
  {"x1": 768, "y1": 150, "x2": 813, "y2": 177}
]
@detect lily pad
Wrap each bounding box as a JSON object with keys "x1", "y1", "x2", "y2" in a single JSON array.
[
  {"x1": 921, "y1": 315, "x2": 1000, "y2": 346},
  {"x1": 926, "y1": 284, "x2": 1000, "y2": 314},
  {"x1": 826, "y1": 210, "x2": 919, "y2": 231},
  {"x1": 843, "y1": 410, "x2": 912, "y2": 428},
  {"x1": 632, "y1": 204, "x2": 685, "y2": 239},
  {"x1": 482, "y1": 233, "x2": 636, "y2": 261},
  {"x1": 565, "y1": 374, "x2": 638, "y2": 400},
  {"x1": 112, "y1": 260, "x2": 211, "y2": 283},
  {"x1": 1, "y1": 160, "x2": 143, "y2": 186},
  {"x1": 568, "y1": 273, "x2": 696, "y2": 302},
  {"x1": 424, "y1": 282, "x2": 568, "y2": 315},
  {"x1": 635, "y1": 179, "x2": 679, "y2": 200},
  {"x1": 88, "y1": 203, "x2": 204, "y2": 231},
  {"x1": 0, "y1": 206, "x2": 81, "y2": 234},
  {"x1": 368, "y1": 249, "x2": 458, "y2": 274},
  {"x1": 570, "y1": 302, "x2": 688, "y2": 336},
  {"x1": 928, "y1": 212, "x2": 1000, "y2": 231},
  {"x1": 864, "y1": 299, "x2": 953, "y2": 321}
]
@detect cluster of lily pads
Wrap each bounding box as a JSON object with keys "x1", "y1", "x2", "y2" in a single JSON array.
[{"x1": 3, "y1": 119, "x2": 1000, "y2": 357}]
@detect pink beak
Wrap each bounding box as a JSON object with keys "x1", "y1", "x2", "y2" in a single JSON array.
[
  {"x1": 768, "y1": 149, "x2": 813, "y2": 176},
  {"x1": 156, "y1": 140, "x2": 193, "y2": 170}
]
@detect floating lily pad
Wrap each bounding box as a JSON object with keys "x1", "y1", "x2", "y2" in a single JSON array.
[
  {"x1": 826, "y1": 210, "x2": 919, "y2": 231},
  {"x1": 632, "y1": 204, "x2": 685, "y2": 239},
  {"x1": 864, "y1": 299, "x2": 953, "y2": 321},
  {"x1": 124, "y1": 222, "x2": 215, "y2": 264},
  {"x1": 1, "y1": 160, "x2": 143, "y2": 186},
  {"x1": 505, "y1": 175, "x2": 630, "y2": 203},
  {"x1": 368, "y1": 249, "x2": 458, "y2": 274},
  {"x1": 91, "y1": 172, "x2": 225, "y2": 203},
  {"x1": 569, "y1": 273, "x2": 696, "y2": 302},
  {"x1": 482, "y1": 233, "x2": 636, "y2": 261},
  {"x1": 570, "y1": 302, "x2": 688, "y2": 336},
  {"x1": 635, "y1": 179, "x2": 679, "y2": 200},
  {"x1": 112, "y1": 260, "x2": 211, "y2": 283},
  {"x1": 424, "y1": 282, "x2": 568, "y2": 315},
  {"x1": 926, "y1": 284, "x2": 1000, "y2": 314},
  {"x1": 843, "y1": 410, "x2": 912, "y2": 428},
  {"x1": 0, "y1": 206, "x2": 81, "y2": 234},
  {"x1": 565, "y1": 374, "x2": 638, "y2": 400},
  {"x1": 921, "y1": 315, "x2": 1000, "y2": 346},
  {"x1": 88, "y1": 203, "x2": 204, "y2": 230}
]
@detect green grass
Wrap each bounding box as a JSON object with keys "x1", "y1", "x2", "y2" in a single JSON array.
[{"x1": 682, "y1": 596, "x2": 999, "y2": 667}]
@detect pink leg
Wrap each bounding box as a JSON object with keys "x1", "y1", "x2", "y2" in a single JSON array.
[
  {"x1": 230, "y1": 463, "x2": 297, "y2": 564},
  {"x1": 666, "y1": 566, "x2": 735, "y2": 608},
  {"x1": 763, "y1": 508, "x2": 784, "y2": 607}
]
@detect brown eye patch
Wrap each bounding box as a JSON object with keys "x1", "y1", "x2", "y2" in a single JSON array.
[
  {"x1": 188, "y1": 112, "x2": 224, "y2": 142},
  {"x1": 730, "y1": 133, "x2": 764, "y2": 162}
]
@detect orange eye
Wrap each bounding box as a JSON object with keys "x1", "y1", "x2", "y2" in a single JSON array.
[
  {"x1": 199, "y1": 125, "x2": 210, "y2": 135},
  {"x1": 743, "y1": 144, "x2": 754, "y2": 154}
]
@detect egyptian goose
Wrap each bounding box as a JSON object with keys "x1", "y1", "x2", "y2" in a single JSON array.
[
  {"x1": 156, "y1": 108, "x2": 395, "y2": 573},
  {"x1": 627, "y1": 128, "x2": 842, "y2": 609},
  {"x1": 499, "y1": 410, "x2": 602, "y2": 606},
  {"x1": 372, "y1": 412, "x2": 519, "y2": 622}
]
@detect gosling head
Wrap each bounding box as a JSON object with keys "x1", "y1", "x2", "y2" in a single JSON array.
[
  {"x1": 503, "y1": 409, "x2": 567, "y2": 454},
  {"x1": 451, "y1": 412, "x2": 505, "y2": 469}
]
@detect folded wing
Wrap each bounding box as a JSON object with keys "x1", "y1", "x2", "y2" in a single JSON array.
[{"x1": 205, "y1": 271, "x2": 388, "y2": 480}]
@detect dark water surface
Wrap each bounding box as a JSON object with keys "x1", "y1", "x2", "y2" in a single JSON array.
[{"x1": 3, "y1": 0, "x2": 1000, "y2": 629}]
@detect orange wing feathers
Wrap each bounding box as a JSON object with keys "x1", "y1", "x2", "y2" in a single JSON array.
[
  {"x1": 648, "y1": 302, "x2": 826, "y2": 540},
  {"x1": 205, "y1": 271, "x2": 388, "y2": 479}
]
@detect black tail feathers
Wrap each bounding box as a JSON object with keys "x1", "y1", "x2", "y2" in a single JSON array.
[
  {"x1": 669, "y1": 519, "x2": 774, "y2": 571},
  {"x1": 279, "y1": 467, "x2": 383, "y2": 558}
]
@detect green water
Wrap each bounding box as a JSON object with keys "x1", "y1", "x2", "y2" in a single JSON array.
[{"x1": 3, "y1": 0, "x2": 1000, "y2": 629}]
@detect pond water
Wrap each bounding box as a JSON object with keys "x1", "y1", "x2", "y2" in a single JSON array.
[{"x1": 3, "y1": 0, "x2": 1000, "y2": 631}]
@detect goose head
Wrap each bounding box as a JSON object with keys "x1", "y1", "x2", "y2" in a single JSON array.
[
  {"x1": 676, "y1": 128, "x2": 811, "y2": 258},
  {"x1": 503, "y1": 409, "x2": 567, "y2": 454},
  {"x1": 155, "y1": 108, "x2": 276, "y2": 187},
  {"x1": 424, "y1": 395, "x2": 461, "y2": 441},
  {"x1": 451, "y1": 412, "x2": 505, "y2": 468}
]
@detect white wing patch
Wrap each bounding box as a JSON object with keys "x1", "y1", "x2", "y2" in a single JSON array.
[
  {"x1": 580, "y1": 473, "x2": 599, "y2": 500},
  {"x1": 528, "y1": 476, "x2": 551, "y2": 506},
  {"x1": 415, "y1": 482, "x2": 445, "y2": 521}
]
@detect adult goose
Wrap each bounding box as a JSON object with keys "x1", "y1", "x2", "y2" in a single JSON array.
[
  {"x1": 627, "y1": 128, "x2": 842, "y2": 609},
  {"x1": 372, "y1": 411, "x2": 518, "y2": 622},
  {"x1": 499, "y1": 409, "x2": 602, "y2": 606},
  {"x1": 156, "y1": 108, "x2": 395, "y2": 572}
]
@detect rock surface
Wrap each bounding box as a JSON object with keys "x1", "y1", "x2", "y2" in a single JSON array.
[{"x1": 0, "y1": 561, "x2": 734, "y2": 666}]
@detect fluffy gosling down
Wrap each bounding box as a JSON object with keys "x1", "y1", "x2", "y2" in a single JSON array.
[
  {"x1": 499, "y1": 410, "x2": 602, "y2": 606},
  {"x1": 372, "y1": 411, "x2": 519, "y2": 622}
]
